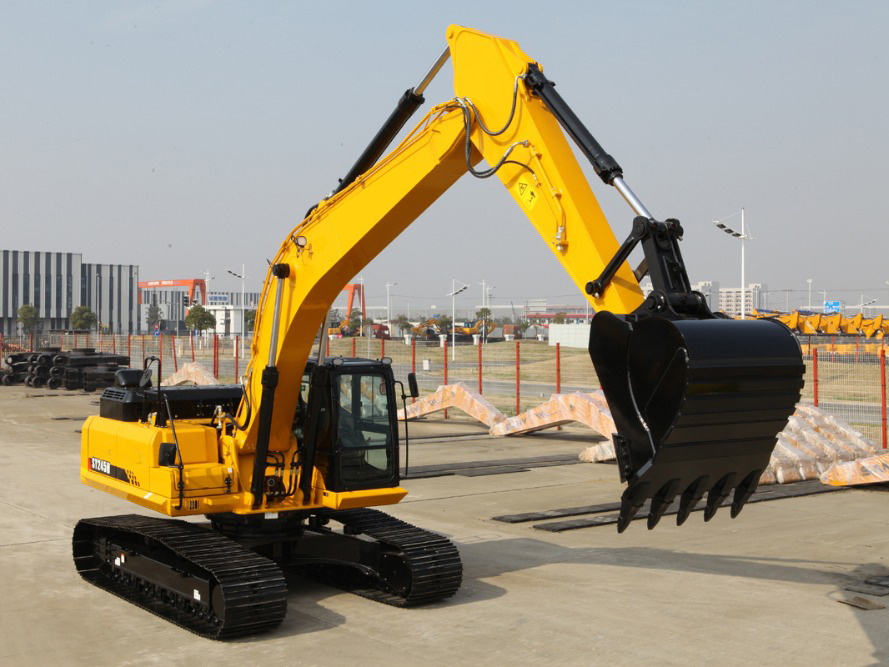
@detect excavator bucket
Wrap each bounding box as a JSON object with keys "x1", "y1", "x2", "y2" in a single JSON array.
[{"x1": 590, "y1": 313, "x2": 805, "y2": 531}]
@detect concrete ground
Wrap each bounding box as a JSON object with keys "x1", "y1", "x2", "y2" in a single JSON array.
[{"x1": 1, "y1": 387, "x2": 888, "y2": 666}]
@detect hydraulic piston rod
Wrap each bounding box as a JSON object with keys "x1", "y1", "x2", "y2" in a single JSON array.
[
  {"x1": 415, "y1": 47, "x2": 451, "y2": 95},
  {"x1": 250, "y1": 263, "x2": 290, "y2": 506},
  {"x1": 330, "y1": 47, "x2": 451, "y2": 198}
]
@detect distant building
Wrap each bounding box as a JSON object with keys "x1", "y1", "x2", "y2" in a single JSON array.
[
  {"x1": 0, "y1": 249, "x2": 140, "y2": 335},
  {"x1": 524, "y1": 302, "x2": 591, "y2": 325},
  {"x1": 718, "y1": 283, "x2": 767, "y2": 317},
  {"x1": 644, "y1": 277, "x2": 762, "y2": 316},
  {"x1": 205, "y1": 292, "x2": 261, "y2": 337},
  {"x1": 140, "y1": 288, "x2": 260, "y2": 335}
]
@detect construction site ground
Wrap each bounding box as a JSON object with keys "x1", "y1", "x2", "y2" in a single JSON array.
[{"x1": 1, "y1": 387, "x2": 888, "y2": 666}]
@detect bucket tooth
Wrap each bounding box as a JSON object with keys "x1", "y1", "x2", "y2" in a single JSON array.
[
  {"x1": 647, "y1": 479, "x2": 680, "y2": 530},
  {"x1": 617, "y1": 483, "x2": 650, "y2": 533},
  {"x1": 704, "y1": 474, "x2": 737, "y2": 522},
  {"x1": 730, "y1": 470, "x2": 761, "y2": 518},
  {"x1": 616, "y1": 500, "x2": 642, "y2": 533},
  {"x1": 676, "y1": 476, "x2": 709, "y2": 526}
]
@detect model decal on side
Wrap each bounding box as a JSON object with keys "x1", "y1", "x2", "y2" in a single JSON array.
[{"x1": 89, "y1": 458, "x2": 139, "y2": 487}]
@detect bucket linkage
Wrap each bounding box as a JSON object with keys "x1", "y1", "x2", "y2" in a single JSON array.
[{"x1": 587, "y1": 217, "x2": 805, "y2": 532}]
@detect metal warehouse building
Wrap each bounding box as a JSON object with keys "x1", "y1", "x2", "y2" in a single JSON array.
[{"x1": 0, "y1": 249, "x2": 140, "y2": 335}]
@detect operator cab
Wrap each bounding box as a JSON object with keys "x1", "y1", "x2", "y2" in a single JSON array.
[{"x1": 300, "y1": 357, "x2": 404, "y2": 494}]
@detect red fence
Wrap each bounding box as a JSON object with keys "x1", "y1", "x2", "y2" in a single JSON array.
[{"x1": 4, "y1": 331, "x2": 886, "y2": 448}]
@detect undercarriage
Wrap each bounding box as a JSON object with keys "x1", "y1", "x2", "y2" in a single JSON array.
[{"x1": 73, "y1": 510, "x2": 462, "y2": 639}]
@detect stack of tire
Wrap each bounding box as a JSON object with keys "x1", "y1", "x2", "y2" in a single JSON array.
[
  {"x1": 2, "y1": 347, "x2": 61, "y2": 387},
  {"x1": 60, "y1": 349, "x2": 131, "y2": 391},
  {"x1": 1, "y1": 348, "x2": 131, "y2": 391},
  {"x1": 1, "y1": 352, "x2": 32, "y2": 385}
]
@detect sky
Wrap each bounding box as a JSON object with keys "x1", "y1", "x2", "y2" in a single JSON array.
[{"x1": 2, "y1": 0, "x2": 887, "y2": 317}]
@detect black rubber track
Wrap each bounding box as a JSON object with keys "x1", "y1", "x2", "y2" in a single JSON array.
[
  {"x1": 308, "y1": 508, "x2": 462, "y2": 606},
  {"x1": 73, "y1": 514, "x2": 287, "y2": 639}
]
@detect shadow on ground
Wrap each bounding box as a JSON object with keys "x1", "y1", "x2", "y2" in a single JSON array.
[{"x1": 456, "y1": 538, "x2": 889, "y2": 664}]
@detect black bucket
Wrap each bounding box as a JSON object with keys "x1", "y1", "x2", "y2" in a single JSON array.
[{"x1": 590, "y1": 312, "x2": 805, "y2": 531}]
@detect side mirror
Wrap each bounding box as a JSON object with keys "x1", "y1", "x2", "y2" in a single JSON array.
[{"x1": 407, "y1": 372, "x2": 419, "y2": 398}]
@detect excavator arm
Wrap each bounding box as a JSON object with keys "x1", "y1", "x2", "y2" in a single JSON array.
[{"x1": 232, "y1": 26, "x2": 804, "y2": 530}]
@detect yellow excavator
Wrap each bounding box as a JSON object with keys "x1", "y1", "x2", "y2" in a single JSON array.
[
  {"x1": 73, "y1": 25, "x2": 804, "y2": 638},
  {"x1": 411, "y1": 317, "x2": 442, "y2": 340},
  {"x1": 455, "y1": 319, "x2": 496, "y2": 336}
]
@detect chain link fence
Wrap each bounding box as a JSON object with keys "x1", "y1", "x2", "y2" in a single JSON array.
[{"x1": 799, "y1": 335, "x2": 887, "y2": 446}]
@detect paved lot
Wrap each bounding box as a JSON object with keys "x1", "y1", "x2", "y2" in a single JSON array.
[{"x1": 1, "y1": 387, "x2": 888, "y2": 666}]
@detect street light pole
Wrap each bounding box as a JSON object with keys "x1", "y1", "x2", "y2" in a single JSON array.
[
  {"x1": 807, "y1": 278, "x2": 812, "y2": 311},
  {"x1": 226, "y1": 265, "x2": 247, "y2": 358},
  {"x1": 448, "y1": 279, "x2": 468, "y2": 361},
  {"x1": 478, "y1": 281, "x2": 485, "y2": 344},
  {"x1": 856, "y1": 296, "x2": 877, "y2": 315},
  {"x1": 481, "y1": 284, "x2": 495, "y2": 343},
  {"x1": 385, "y1": 282, "x2": 397, "y2": 339},
  {"x1": 358, "y1": 274, "x2": 370, "y2": 357},
  {"x1": 712, "y1": 207, "x2": 755, "y2": 319},
  {"x1": 741, "y1": 208, "x2": 746, "y2": 319},
  {"x1": 241, "y1": 263, "x2": 245, "y2": 355}
]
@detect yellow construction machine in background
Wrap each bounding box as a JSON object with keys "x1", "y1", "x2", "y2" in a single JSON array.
[{"x1": 753, "y1": 308, "x2": 888, "y2": 340}]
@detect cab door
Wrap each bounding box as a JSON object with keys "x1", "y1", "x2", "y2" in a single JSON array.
[{"x1": 329, "y1": 371, "x2": 399, "y2": 491}]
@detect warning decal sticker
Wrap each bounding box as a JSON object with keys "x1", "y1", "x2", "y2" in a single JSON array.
[{"x1": 515, "y1": 176, "x2": 538, "y2": 209}]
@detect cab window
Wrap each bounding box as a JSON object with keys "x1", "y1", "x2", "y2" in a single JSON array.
[{"x1": 336, "y1": 373, "x2": 395, "y2": 486}]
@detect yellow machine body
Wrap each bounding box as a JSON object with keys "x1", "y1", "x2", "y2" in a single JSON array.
[
  {"x1": 81, "y1": 416, "x2": 238, "y2": 515},
  {"x1": 80, "y1": 414, "x2": 407, "y2": 516}
]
